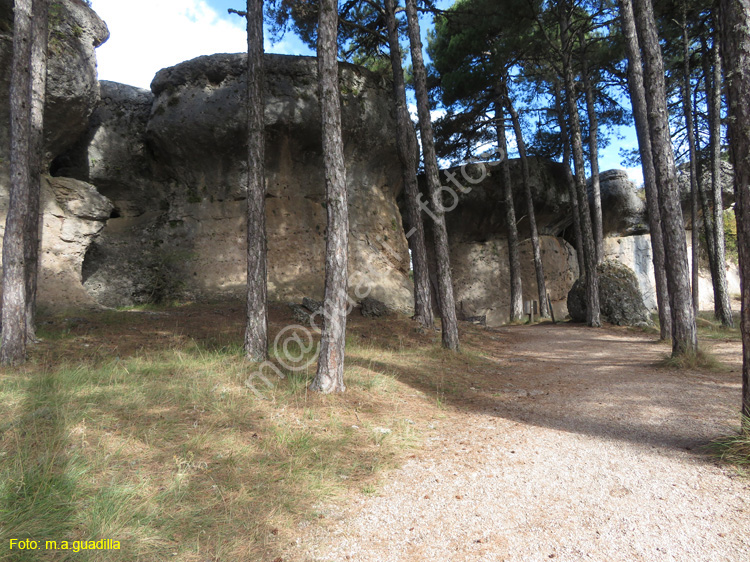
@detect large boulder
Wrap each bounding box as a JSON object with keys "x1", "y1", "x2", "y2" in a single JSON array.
[
  {"x1": 0, "y1": 0, "x2": 109, "y2": 172},
  {"x1": 0, "y1": 176, "x2": 113, "y2": 310},
  {"x1": 449, "y1": 236, "x2": 579, "y2": 327},
  {"x1": 590, "y1": 169, "x2": 647, "y2": 237},
  {"x1": 58, "y1": 54, "x2": 415, "y2": 312},
  {"x1": 567, "y1": 260, "x2": 652, "y2": 326},
  {"x1": 0, "y1": 0, "x2": 110, "y2": 310}
]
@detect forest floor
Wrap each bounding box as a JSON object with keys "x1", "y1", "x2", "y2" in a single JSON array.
[
  {"x1": 283, "y1": 318, "x2": 750, "y2": 562},
  {"x1": 0, "y1": 302, "x2": 748, "y2": 561}
]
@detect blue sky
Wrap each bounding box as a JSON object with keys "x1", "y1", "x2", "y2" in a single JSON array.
[{"x1": 88, "y1": 0, "x2": 640, "y2": 182}]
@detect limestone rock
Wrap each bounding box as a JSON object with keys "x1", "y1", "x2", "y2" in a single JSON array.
[
  {"x1": 59, "y1": 54, "x2": 414, "y2": 312},
  {"x1": 0, "y1": 0, "x2": 109, "y2": 170},
  {"x1": 567, "y1": 260, "x2": 652, "y2": 326},
  {"x1": 449, "y1": 236, "x2": 579, "y2": 327},
  {"x1": 0, "y1": 176, "x2": 113, "y2": 310},
  {"x1": 590, "y1": 170, "x2": 647, "y2": 236}
]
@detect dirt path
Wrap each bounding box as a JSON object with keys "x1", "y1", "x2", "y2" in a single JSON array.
[{"x1": 285, "y1": 324, "x2": 750, "y2": 562}]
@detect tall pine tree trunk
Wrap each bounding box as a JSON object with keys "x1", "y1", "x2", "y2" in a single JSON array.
[
  {"x1": 633, "y1": 0, "x2": 697, "y2": 356},
  {"x1": 405, "y1": 0, "x2": 459, "y2": 350},
  {"x1": 495, "y1": 96, "x2": 523, "y2": 322},
  {"x1": 719, "y1": 0, "x2": 750, "y2": 425},
  {"x1": 384, "y1": 0, "x2": 434, "y2": 328},
  {"x1": 310, "y1": 0, "x2": 349, "y2": 392},
  {"x1": 504, "y1": 85, "x2": 549, "y2": 317},
  {"x1": 708, "y1": 20, "x2": 734, "y2": 327},
  {"x1": 24, "y1": 0, "x2": 48, "y2": 344},
  {"x1": 2, "y1": 0, "x2": 34, "y2": 365},
  {"x1": 618, "y1": 0, "x2": 671, "y2": 340},
  {"x1": 699, "y1": 35, "x2": 719, "y2": 282},
  {"x1": 560, "y1": 5, "x2": 601, "y2": 327},
  {"x1": 554, "y1": 80, "x2": 585, "y2": 278},
  {"x1": 243, "y1": 0, "x2": 268, "y2": 361},
  {"x1": 681, "y1": 16, "x2": 701, "y2": 314},
  {"x1": 581, "y1": 43, "x2": 604, "y2": 264}
]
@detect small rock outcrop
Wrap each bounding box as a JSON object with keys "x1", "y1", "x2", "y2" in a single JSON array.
[
  {"x1": 590, "y1": 170, "x2": 647, "y2": 237},
  {"x1": 35, "y1": 176, "x2": 113, "y2": 308},
  {"x1": 567, "y1": 260, "x2": 652, "y2": 326}
]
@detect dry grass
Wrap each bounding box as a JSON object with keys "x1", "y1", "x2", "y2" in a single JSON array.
[
  {"x1": 708, "y1": 417, "x2": 750, "y2": 472},
  {"x1": 1, "y1": 303, "x2": 467, "y2": 562},
  {"x1": 657, "y1": 347, "x2": 726, "y2": 371}
]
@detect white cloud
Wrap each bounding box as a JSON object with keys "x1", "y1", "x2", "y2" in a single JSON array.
[
  {"x1": 89, "y1": 0, "x2": 310, "y2": 90},
  {"x1": 624, "y1": 166, "x2": 645, "y2": 189}
]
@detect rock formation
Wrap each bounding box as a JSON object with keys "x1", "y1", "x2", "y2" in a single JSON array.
[
  {"x1": 39, "y1": 52, "x2": 416, "y2": 312},
  {"x1": 567, "y1": 260, "x2": 652, "y2": 326},
  {"x1": 5, "y1": 1, "x2": 729, "y2": 324},
  {"x1": 0, "y1": 0, "x2": 110, "y2": 308},
  {"x1": 589, "y1": 169, "x2": 647, "y2": 237},
  {"x1": 423, "y1": 159, "x2": 580, "y2": 325}
]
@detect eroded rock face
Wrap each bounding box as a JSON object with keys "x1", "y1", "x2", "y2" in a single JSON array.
[
  {"x1": 61, "y1": 54, "x2": 414, "y2": 312},
  {"x1": 0, "y1": 176, "x2": 113, "y2": 310},
  {"x1": 591, "y1": 170, "x2": 647, "y2": 237},
  {"x1": 0, "y1": 0, "x2": 110, "y2": 311},
  {"x1": 567, "y1": 260, "x2": 652, "y2": 326},
  {"x1": 0, "y1": 0, "x2": 109, "y2": 169},
  {"x1": 450, "y1": 236, "x2": 579, "y2": 326}
]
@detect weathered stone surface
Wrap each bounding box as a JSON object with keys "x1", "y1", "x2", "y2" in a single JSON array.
[
  {"x1": 0, "y1": 0, "x2": 109, "y2": 171},
  {"x1": 450, "y1": 236, "x2": 579, "y2": 327},
  {"x1": 589, "y1": 170, "x2": 647, "y2": 237},
  {"x1": 59, "y1": 54, "x2": 414, "y2": 312},
  {"x1": 0, "y1": 176, "x2": 113, "y2": 310},
  {"x1": 605, "y1": 233, "x2": 741, "y2": 312},
  {"x1": 567, "y1": 260, "x2": 652, "y2": 326},
  {"x1": 429, "y1": 158, "x2": 574, "y2": 243}
]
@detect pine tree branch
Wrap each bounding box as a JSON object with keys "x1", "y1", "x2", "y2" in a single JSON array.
[{"x1": 228, "y1": 8, "x2": 248, "y2": 18}]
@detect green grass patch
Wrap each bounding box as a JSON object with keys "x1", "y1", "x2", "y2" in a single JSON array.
[
  {"x1": 708, "y1": 418, "x2": 750, "y2": 472},
  {"x1": 0, "y1": 312, "x2": 425, "y2": 561},
  {"x1": 658, "y1": 347, "x2": 725, "y2": 371}
]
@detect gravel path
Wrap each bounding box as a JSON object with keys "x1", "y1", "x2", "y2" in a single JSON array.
[{"x1": 285, "y1": 324, "x2": 750, "y2": 562}]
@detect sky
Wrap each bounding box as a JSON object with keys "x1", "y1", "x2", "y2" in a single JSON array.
[{"x1": 87, "y1": 0, "x2": 641, "y2": 183}]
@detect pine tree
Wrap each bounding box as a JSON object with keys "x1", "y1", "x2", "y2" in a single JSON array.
[
  {"x1": 718, "y1": 0, "x2": 750, "y2": 426},
  {"x1": 383, "y1": 0, "x2": 434, "y2": 328},
  {"x1": 309, "y1": 0, "x2": 350, "y2": 392},
  {"x1": 632, "y1": 0, "x2": 698, "y2": 355},
  {"x1": 2, "y1": 0, "x2": 35, "y2": 365},
  {"x1": 230, "y1": 0, "x2": 269, "y2": 362},
  {"x1": 404, "y1": 0, "x2": 460, "y2": 350},
  {"x1": 617, "y1": 0, "x2": 672, "y2": 340}
]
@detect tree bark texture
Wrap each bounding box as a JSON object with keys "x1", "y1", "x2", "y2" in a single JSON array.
[
  {"x1": 310, "y1": 0, "x2": 349, "y2": 392},
  {"x1": 495, "y1": 98, "x2": 524, "y2": 322},
  {"x1": 719, "y1": 0, "x2": 750, "y2": 424},
  {"x1": 699, "y1": 35, "x2": 720, "y2": 284},
  {"x1": 581, "y1": 43, "x2": 604, "y2": 264},
  {"x1": 681, "y1": 18, "x2": 701, "y2": 314},
  {"x1": 618, "y1": 0, "x2": 671, "y2": 340},
  {"x1": 633, "y1": 0, "x2": 697, "y2": 355},
  {"x1": 2, "y1": 0, "x2": 34, "y2": 365},
  {"x1": 24, "y1": 0, "x2": 48, "y2": 344},
  {"x1": 243, "y1": 0, "x2": 269, "y2": 361},
  {"x1": 405, "y1": 0, "x2": 459, "y2": 350},
  {"x1": 384, "y1": 0, "x2": 434, "y2": 328},
  {"x1": 554, "y1": 80, "x2": 585, "y2": 278},
  {"x1": 504, "y1": 86, "x2": 549, "y2": 317},
  {"x1": 560, "y1": 6, "x2": 601, "y2": 327},
  {"x1": 708, "y1": 20, "x2": 734, "y2": 327}
]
